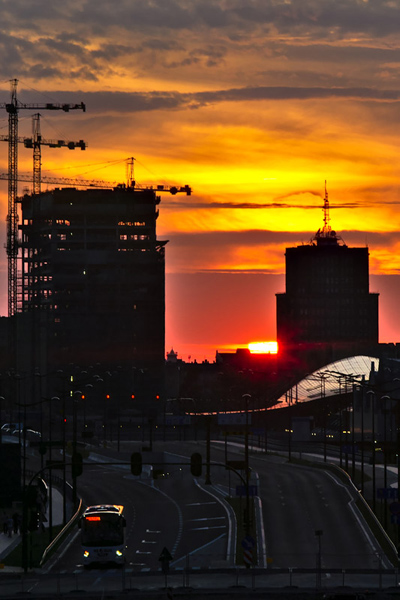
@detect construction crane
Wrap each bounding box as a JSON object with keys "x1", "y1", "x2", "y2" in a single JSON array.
[
  {"x1": 0, "y1": 78, "x2": 85, "y2": 317},
  {"x1": 0, "y1": 113, "x2": 87, "y2": 195},
  {"x1": 0, "y1": 155, "x2": 192, "y2": 195},
  {"x1": 0, "y1": 171, "x2": 192, "y2": 194},
  {"x1": 123, "y1": 157, "x2": 191, "y2": 195},
  {"x1": 28, "y1": 113, "x2": 86, "y2": 195}
]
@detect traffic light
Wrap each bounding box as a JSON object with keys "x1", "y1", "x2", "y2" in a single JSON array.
[
  {"x1": 155, "y1": 394, "x2": 160, "y2": 401},
  {"x1": 131, "y1": 452, "x2": 142, "y2": 476},
  {"x1": 72, "y1": 452, "x2": 83, "y2": 478},
  {"x1": 190, "y1": 452, "x2": 202, "y2": 477},
  {"x1": 131, "y1": 394, "x2": 135, "y2": 400}
]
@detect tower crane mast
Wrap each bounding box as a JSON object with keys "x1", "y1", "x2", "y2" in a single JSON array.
[
  {"x1": 0, "y1": 78, "x2": 85, "y2": 317},
  {"x1": 0, "y1": 114, "x2": 87, "y2": 194}
]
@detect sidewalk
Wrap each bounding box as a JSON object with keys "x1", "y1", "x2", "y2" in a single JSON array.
[{"x1": 0, "y1": 488, "x2": 64, "y2": 566}]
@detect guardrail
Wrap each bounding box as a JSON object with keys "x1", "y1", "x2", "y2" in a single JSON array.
[{"x1": 39, "y1": 497, "x2": 83, "y2": 567}]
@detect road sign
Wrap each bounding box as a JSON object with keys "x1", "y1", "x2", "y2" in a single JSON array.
[
  {"x1": 252, "y1": 428, "x2": 265, "y2": 436},
  {"x1": 218, "y1": 413, "x2": 251, "y2": 426},
  {"x1": 243, "y1": 548, "x2": 253, "y2": 566},
  {"x1": 389, "y1": 502, "x2": 400, "y2": 515},
  {"x1": 377, "y1": 487, "x2": 398, "y2": 500},
  {"x1": 159, "y1": 547, "x2": 173, "y2": 574},
  {"x1": 236, "y1": 485, "x2": 258, "y2": 497},
  {"x1": 342, "y1": 444, "x2": 358, "y2": 454},
  {"x1": 159, "y1": 547, "x2": 173, "y2": 562},
  {"x1": 390, "y1": 514, "x2": 400, "y2": 525},
  {"x1": 241, "y1": 535, "x2": 255, "y2": 551},
  {"x1": 241, "y1": 535, "x2": 255, "y2": 567}
]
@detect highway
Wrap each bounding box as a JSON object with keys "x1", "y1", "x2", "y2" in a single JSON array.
[
  {"x1": 41, "y1": 438, "x2": 395, "y2": 572},
  {"x1": 46, "y1": 449, "x2": 233, "y2": 573},
  {"x1": 1, "y1": 437, "x2": 397, "y2": 598},
  {"x1": 52, "y1": 439, "x2": 395, "y2": 572},
  {"x1": 201, "y1": 440, "x2": 392, "y2": 570}
]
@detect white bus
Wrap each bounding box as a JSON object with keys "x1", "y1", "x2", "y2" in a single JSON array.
[{"x1": 79, "y1": 505, "x2": 126, "y2": 566}]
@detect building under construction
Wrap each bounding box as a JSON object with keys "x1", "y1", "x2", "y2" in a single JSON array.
[{"x1": 17, "y1": 184, "x2": 170, "y2": 401}]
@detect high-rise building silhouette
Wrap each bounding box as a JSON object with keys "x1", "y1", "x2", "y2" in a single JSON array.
[
  {"x1": 276, "y1": 185, "x2": 378, "y2": 370},
  {"x1": 18, "y1": 185, "x2": 167, "y2": 399}
]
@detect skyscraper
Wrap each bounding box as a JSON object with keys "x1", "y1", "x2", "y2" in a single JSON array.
[{"x1": 276, "y1": 185, "x2": 378, "y2": 370}]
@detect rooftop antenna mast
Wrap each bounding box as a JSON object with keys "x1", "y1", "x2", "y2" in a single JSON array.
[{"x1": 322, "y1": 180, "x2": 331, "y2": 236}]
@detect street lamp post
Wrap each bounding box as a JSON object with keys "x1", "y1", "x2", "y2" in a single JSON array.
[
  {"x1": 0, "y1": 395, "x2": 4, "y2": 444},
  {"x1": 367, "y1": 390, "x2": 376, "y2": 512},
  {"x1": 205, "y1": 415, "x2": 212, "y2": 485},
  {"x1": 361, "y1": 385, "x2": 365, "y2": 494},
  {"x1": 242, "y1": 393, "x2": 251, "y2": 536},
  {"x1": 72, "y1": 390, "x2": 81, "y2": 509},
  {"x1": 381, "y1": 395, "x2": 390, "y2": 530},
  {"x1": 48, "y1": 396, "x2": 60, "y2": 543}
]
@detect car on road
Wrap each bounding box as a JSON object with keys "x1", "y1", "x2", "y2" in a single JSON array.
[
  {"x1": 11, "y1": 428, "x2": 42, "y2": 442},
  {"x1": 1, "y1": 422, "x2": 23, "y2": 434}
]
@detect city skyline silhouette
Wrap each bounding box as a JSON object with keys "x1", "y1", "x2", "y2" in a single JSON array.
[{"x1": 0, "y1": 2, "x2": 399, "y2": 361}]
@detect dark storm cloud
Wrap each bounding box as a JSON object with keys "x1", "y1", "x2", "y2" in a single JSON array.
[
  {"x1": 282, "y1": 43, "x2": 400, "y2": 64},
  {"x1": 0, "y1": 1, "x2": 398, "y2": 88},
  {"x1": 197, "y1": 86, "x2": 400, "y2": 103},
  {"x1": 1, "y1": 0, "x2": 399, "y2": 38},
  {"x1": 164, "y1": 228, "x2": 399, "y2": 254},
  {"x1": 163, "y1": 184, "x2": 400, "y2": 212},
  {"x1": 12, "y1": 85, "x2": 399, "y2": 115},
  {"x1": 67, "y1": 0, "x2": 400, "y2": 39}
]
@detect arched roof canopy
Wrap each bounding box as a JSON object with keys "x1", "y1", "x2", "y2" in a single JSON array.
[{"x1": 270, "y1": 355, "x2": 379, "y2": 410}]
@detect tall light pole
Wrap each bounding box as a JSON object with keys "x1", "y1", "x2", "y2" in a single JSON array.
[
  {"x1": 0, "y1": 395, "x2": 4, "y2": 444},
  {"x1": 205, "y1": 415, "x2": 212, "y2": 485},
  {"x1": 242, "y1": 393, "x2": 251, "y2": 536},
  {"x1": 381, "y1": 395, "x2": 390, "y2": 530},
  {"x1": 48, "y1": 396, "x2": 60, "y2": 543},
  {"x1": 72, "y1": 390, "x2": 81, "y2": 509},
  {"x1": 367, "y1": 390, "x2": 376, "y2": 512},
  {"x1": 360, "y1": 384, "x2": 365, "y2": 494}
]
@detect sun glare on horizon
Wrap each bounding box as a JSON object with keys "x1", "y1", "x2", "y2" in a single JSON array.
[{"x1": 248, "y1": 341, "x2": 278, "y2": 354}]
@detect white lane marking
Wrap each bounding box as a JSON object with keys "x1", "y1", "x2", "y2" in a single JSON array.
[
  {"x1": 137, "y1": 480, "x2": 183, "y2": 557},
  {"x1": 186, "y1": 502, "x2": 217, "y2": 506},
  {"x1": 194, "y1": 480, "x2": 235, "y2": 563},
  {"x1": 189, "y1": 516, "x2": 225, "y2": 522},
  {"x1": 191, "y1": 525, "x2": 227, "y2": 531}
]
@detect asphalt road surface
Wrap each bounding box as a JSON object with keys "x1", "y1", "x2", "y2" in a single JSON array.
[
  {"x1": 50, "y1": 458, "x2": 231, "y2": 572},
  {"x1": 38, "y1": 437, "x2": 395, "y2": 576}
]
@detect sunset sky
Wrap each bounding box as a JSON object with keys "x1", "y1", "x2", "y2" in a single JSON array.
[{"x1": 0, "y1": 0, "x2": 400, "y2": 361}]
